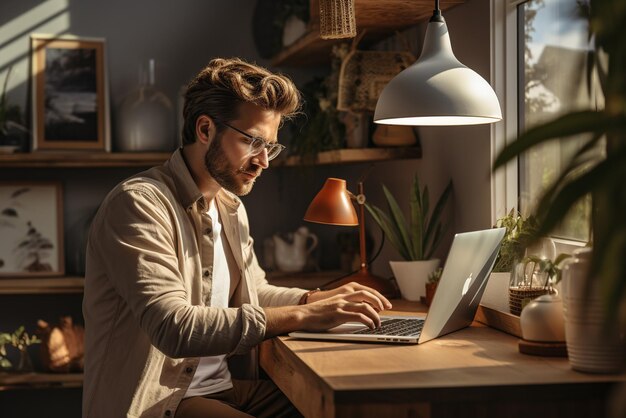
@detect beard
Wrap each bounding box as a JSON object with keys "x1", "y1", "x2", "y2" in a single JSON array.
[{"x1": 204, "y1": 135, "x2": 261, "y2": 196}]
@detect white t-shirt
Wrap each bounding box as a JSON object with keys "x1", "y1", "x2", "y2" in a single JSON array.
[{"x1": 184, "y1": 200, "x2": 234, "y2": 398}]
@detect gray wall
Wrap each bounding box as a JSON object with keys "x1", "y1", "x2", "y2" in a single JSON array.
[{"x1": 0, "y1": 0, "x2": 494, "y2": 277}]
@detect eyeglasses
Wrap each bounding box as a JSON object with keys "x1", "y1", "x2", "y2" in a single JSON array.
[{"x1": 212, "y1": 117, "x2": 286, "y2": 161}]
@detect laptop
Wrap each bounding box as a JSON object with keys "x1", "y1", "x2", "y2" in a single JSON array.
[{"x1": 289, "y1": 227, "x2": 506, "y2": 344}]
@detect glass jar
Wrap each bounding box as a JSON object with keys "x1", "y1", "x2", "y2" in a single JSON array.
[{"x1": 116, "y1": 59, "x2": 176, "y2": 152}]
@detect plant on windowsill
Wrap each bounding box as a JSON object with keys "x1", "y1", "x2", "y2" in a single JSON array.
[
  {"x1": 494, "y1": 0, "x2": 626, "y2": 374},
  {"x1": 509, "y1": 253, "x2": 571, "y2": 316},
  {"x1": 365, "y1": 174, "x2": 453, "y2": 301}
]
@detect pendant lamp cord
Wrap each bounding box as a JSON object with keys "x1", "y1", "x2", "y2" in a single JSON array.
[{"x1": 431, "y1": 0, "x2": 444, "y2": 22}]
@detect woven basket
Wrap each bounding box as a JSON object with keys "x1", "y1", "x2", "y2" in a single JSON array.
[
  {"x1": 319, "y1": 0, "x2": 356, "y2": 39},
  {"x1": 337, "y1": 35, "x2": 415, "y2": 112},
  {"x1": 508, "y1": 286, "x2": 551, "y2": 316}
]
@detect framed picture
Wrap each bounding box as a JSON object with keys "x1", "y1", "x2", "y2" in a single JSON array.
[
  {"x1": 31, "y1": 34, "x2": 111, "y2": 151},
  {"x1": 0, "y1": 182, "x2": 64, "y2": 277}
]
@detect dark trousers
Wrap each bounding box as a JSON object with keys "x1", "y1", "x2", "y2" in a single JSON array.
[{"x1": 175, "y1": 379, "x2": 302, "y2": 418}]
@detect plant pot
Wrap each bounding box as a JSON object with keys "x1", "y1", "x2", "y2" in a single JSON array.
[
  {"x1": 481, "y1": 272, "x2": 511, "y2": 312},
  {"x1": 561, "y1": 248, "x2": 625, "y2": 373},
  {"x1": 389, "y1": 259, "x2": 440, "y2": 301},
  {"x1": 424, "y1": 282, "x2": 438, "y2": 306}
]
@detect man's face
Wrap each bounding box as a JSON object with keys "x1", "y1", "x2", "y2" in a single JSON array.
[{"x1": 204, "y1": 103, "x2": 281, "y2": 196}]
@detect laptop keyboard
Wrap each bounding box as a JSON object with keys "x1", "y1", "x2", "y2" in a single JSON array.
[{"x1": 352, "y1": 318, "x2": 424, "y2": 337}]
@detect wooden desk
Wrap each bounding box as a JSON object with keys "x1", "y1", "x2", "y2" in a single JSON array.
[{"x1": 260, "y1": 301, "x2": 625, "y2": 418}]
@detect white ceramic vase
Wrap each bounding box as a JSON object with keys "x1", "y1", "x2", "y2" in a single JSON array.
[
  {"x1": 389, "y1": 259, "x2": 440, "y2": 301},
  {"x1": 561, "y1": 247, "x2": 625, "y2": 373},
  {"x1": 520, "y1": 293, "x2": 565, "y2": 342}
]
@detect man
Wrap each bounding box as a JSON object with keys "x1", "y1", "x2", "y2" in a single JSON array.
[{"x1": 83, "y1": 57, "x2": 391, "y2": 418}]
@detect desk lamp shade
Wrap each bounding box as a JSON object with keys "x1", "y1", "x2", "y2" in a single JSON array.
[
  {"x1": 304, "y1": 178, "x2": 398, "y2": 298},
  {"x1": 304, "y1": 178, "x2": 358, "y2": 226},
  {"x1": 373, "y1": 3, "x2": 502, "y2": 126}
]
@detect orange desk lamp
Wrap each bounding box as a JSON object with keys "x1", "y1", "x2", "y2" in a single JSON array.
[{"x1": 304, "y1": 178, "x2": 398, "y2": 298}]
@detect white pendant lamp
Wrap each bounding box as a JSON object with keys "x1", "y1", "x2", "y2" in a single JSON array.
[{"x1": 374, "y1": 0, "x2": 502, "y2": 126}]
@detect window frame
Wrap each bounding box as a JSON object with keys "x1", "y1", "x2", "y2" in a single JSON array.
[{"x1": 490, "y1": 0, "x2": 585, "y2": 255}]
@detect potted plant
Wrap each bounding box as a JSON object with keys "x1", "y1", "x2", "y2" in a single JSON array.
[
  {"x1": 425, "y1": 267, "x2": 443, "y2": 306},
  {"x1": 494, "y1": 0, "x2": 625, "y2": 373},
  {"x1": 365, "y1": 174, "x2": 453, "y2": 301},
  {"x1": 0, "y1": 66, "x2": 28, "y2": 152},
  {"x1": 509, "y1": 253, "x2": 571, "y2": 316}
]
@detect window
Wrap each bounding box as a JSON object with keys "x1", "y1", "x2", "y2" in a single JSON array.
[{"x1": 493, "y1": 0, "x2": 603, "y2": 242}]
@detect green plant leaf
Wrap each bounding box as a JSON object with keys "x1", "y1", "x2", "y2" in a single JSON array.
[
  {"x1": 535, "y1": 148, "x2": 626, "y2": 237},
  {"x1": 409, "y1": 175, "x2": 422, "y2": 260},
  {"x1": 365, "y1": 203, "x2": 411, "y2": 261},
  {"x1": 493, "y1": 111, "x2": 622, "y2": 169},
  {"x1": 382, "y1": 184, "x2": 413, "y2": 260},
  {"x1": 423, "y1": 180, "x2": 453, "y2": 256}
]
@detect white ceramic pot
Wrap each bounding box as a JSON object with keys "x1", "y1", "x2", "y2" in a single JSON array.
[
  {"x1": 389, "y1": 259, "x2": 440, "y2": 301},
  {"x1": 480, "y1": 272, "x2": 511, "y2": 312},
  {"x1": 520, "y1": 293, "x2": 565, "y2": 342},
  {"x1": 561, "y1": 247, "x2": 625, "y2": 373}
]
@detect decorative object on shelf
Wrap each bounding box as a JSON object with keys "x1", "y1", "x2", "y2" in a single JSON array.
[
  {"x1": 0, "y1": 182, "x2": 64, "y2": 277},
  {"x1": 340, "y1": 111, "x2": 369, "y2": 148},
  {"x1": 372, "y1": 125, "x2": 418, "y2": 147},
  {"x1": 365, "y1": 174, "x2": 453, "y2": 301},
  {"x1": 304, "y1": 178, "x2": 398, "y2": 297},
  {"x1": 337, "y1": 31, "x2": 415, "y2": 113},
  {"x1": 0, "y1": 66, "x2": 29, "y2": 153},
  {"x1": 30, "y1": 34, "x2": 110, "y2": 151},
  {"x1": 374, "y1": 0, "x2": 502, "y2": 126},
  {"x1": 37, "y1": 316, "x2": 85, "y2": 373},
  {"x1": 561, "y1": 247, "x2": 625, "y2": 374},
  {"x1": 252, "y1": 0, "x2": 309, "y2": 58},
  {"x1": 288, "y1": 51, "x2": 344, "y2": 161},
  {"x1": 0, "y1": 326, "x2": 41, "y2": 373},
  {"x1": 272, "y1": 226, "x2": 319, "y2": 273},
  {"x1": 319, "y1": 0, "x2": 356, "y2": 39},
  {"x1": 424, "y1": 267, "x2": 442, "y2": 306},
  {"x1": 116, "y1": 59, "x2": 176, "y2": 152}
]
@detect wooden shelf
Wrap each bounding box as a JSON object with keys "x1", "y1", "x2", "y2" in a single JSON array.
[
  {"x1": 0, "y1": 148, "x2": 419, "y2": 168},
  {"x1": 0, "y1": 151, "x2": 171, "y2": 168},
  {"x1": 0, "y1": 372, "x2": 83, "y2": 391},
  {"x1": 276, "y1": 147, "x2": 421, "y2": 166},
  {"x1": 0, "y1": 277, "x2": 84, "y2": 294},
  {"x1": 272, "y1": 0, "x2": 464, "y2": 67}
]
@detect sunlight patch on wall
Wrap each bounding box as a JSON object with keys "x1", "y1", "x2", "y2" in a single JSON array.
[{"x1": 0, "y1": 0, "x2": 70, "y2": 100}]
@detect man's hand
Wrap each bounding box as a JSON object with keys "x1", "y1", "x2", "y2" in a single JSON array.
[{"x1": 263, "y1": 282, "x2": 393, "y2": 338}]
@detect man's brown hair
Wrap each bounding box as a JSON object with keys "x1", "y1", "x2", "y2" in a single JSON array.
[{"x1": 181, "y1": 57, "x2": 301, "y2": 146}]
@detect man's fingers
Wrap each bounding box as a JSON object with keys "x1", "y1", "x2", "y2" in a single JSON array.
[
  {"x1": 344, "y1": 301, "x2": 381, "y2": 328},
  {"x1": 344, "y1": 290, "x2": 386, "y2": 312},
  {"x1": 351, "y1": 284, "x2": 393, "y2": 310}
]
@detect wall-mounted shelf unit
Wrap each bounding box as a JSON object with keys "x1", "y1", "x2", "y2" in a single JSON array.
[
  {"x1": 0, "y1": 277, "x2": 84, "y2": 295},
  {"x1": 0, "y1": 152, "x2": 171, "y2": 168},
  {"x1": 276, "y1": 147, "x2": 421, "y2": 166},
  {"x1": 0, "y1": 372, "x2": 83, "y2": 391},
  {"x1": 0, "y1": 147, "x2": 420, "y2": 169},
  {"x1": 272, "y1": 0, "x2": 464, "y2": 67}
]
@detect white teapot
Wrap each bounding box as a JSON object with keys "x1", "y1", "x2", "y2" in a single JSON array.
[{"x1": 272, "y1": 226, "x2": 318, "y2": 273}]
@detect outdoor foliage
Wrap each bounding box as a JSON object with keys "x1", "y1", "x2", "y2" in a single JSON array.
[{"x1": 494, "y1": 0, "x2": 626, "y2": 322}]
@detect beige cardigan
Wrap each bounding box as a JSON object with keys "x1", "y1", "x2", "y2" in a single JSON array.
[{"x1": 83, "y1": 150, "x2": 306, "y2": 417}]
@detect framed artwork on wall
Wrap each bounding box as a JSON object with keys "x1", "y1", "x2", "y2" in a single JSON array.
[
  {"x1": 30, "y1": 34, "x2": 111, "y2": 151},
  {"x1": 0, "y1": 182, "x2": 64, "y2": 277}
]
